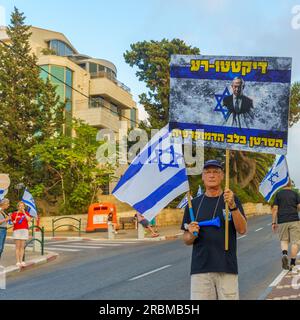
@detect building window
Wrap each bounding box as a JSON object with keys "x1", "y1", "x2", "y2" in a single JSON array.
[
  {"x1": 89, "y1": 62, "x2": 97, "y2": 73},
  {"x1": 130, "y1": 108, "x2": 137, "y2": 128},
  {"x1": 49, "y1": 39, "x2": 75, "y2": 56},
  {"x1": 90, "y1": 96, "x2": 106, "y2": 108},
  {"x1": 78, "y1": 63, "x2": 86, "y2": 70},
  {"x1": 101, "y1": 175, "x2": 110, "y2": 195}
]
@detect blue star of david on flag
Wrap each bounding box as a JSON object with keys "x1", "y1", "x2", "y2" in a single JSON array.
[
  {"x1": 268, "y1": 172, "x2": 279, "y2": 186},
  {"x1": 214, "y1": 87, "x2": 231, "y2": 120},
  {"x1": 151, "y1": 144, "x2": 183, "y2": 172}
]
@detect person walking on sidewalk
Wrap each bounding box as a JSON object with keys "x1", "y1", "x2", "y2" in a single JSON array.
[
  {"x1": 272, "y1": 180, "x2": 300, "y2": 272},
  {"x1": 181, "y1": 160, "x2": 247, "y2": 300},
  {"x1": 11, "y1": 201, "x2": 32, "y2": 267},
  {"x1": 0, "y1": 198, "x2": 10, "y2": 260}
]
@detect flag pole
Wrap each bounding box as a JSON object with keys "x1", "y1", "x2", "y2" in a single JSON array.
[
  {"x1": 225, "y1": 149, "x2": 230, "y2": 251},
  {"x1": 187, "y1": 191, "x2": 198, "y2": 237}
]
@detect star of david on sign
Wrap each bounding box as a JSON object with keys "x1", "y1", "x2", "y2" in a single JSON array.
[
  {"x1": 151, "y1": 143, "x2": 183, "y2": 172},
  {"x1": 268, "y1": 172, "x2": 279, "y2": 186},
  {"x1": 214, "y1": 87, "x2": 231, "y2": 120}
]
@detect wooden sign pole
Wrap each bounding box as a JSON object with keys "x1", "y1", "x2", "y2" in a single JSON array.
[{"x1": 225, "y1": 149, "x2": 230, "y2": 251}]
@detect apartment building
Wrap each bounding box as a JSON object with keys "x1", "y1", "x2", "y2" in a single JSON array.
[{"x1": 0, "y1": 26, "x2": 139, "y2": 194}]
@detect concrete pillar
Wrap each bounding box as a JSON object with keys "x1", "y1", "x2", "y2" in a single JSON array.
[
  {"x1": 107, "y1": 223, "x2": 115, "y2": 240},
  {"x1": 33, "y1": 230, "x2": 42, "y2": 253},
  {"x1": 137, "y1": 222, "x2": 144, "y2": 240}
]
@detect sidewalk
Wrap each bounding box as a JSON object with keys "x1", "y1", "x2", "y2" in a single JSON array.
[
  {"x1": 0, "y1": 245, "x2": 58, "y2": 277},
  {"x1": 7, "y1": 225, "x2": 184, "y2": 242}
]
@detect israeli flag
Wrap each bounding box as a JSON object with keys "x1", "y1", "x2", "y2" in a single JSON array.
[
  {"x1": 113, "y1": 125, "x2": 189, "y2": 221},
  {"x1": 22, "y1": 188, "x2": 38, "y2": 217},
  {"x1": 196, "y1": 185, "x2": 202, "y2": 197},
  {"x1": 0, "y1": 189, "x2": 8, "y2": 201},
  {"x1": 259, "y1": 155, "x2": 289, "y2": 202},
  {"x1": 177, "y1": 194, "x2": 192, "y2": 209}
]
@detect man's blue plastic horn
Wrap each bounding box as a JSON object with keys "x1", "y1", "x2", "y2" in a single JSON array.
[{"x1": 198, "y1": 216, "x2": 221, "y2": 228}]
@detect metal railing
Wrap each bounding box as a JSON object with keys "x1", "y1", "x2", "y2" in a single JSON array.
[
  {"x1": 89, "y1": 71, "x2": 131, "y2": 93},
  {"x1": 23, "y1": 224, "x2": 45, "y2": 261},
  {"x1": 52, "y1": 216, "x2": 82, "y2": 237}
]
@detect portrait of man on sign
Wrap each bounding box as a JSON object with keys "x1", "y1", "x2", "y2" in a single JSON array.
[{"x1": 223, "y1": 77, "x2": 255, "y2": 129}]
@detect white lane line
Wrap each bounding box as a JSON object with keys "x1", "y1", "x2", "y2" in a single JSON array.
[
  {"x1": 44, "y1": 247, "x2": 80, "y2": 252},
  {"x1": 255, "y1": 228, "x2": 263, "y2": 232},
  {"x1": 75, "y1": 243, "x2": 122, "y2": 247},
  {"x1": 269, "y1": 270, "x2": 289, "y2": 287},
  {"x1": 51, "y1": 245, "x2": 104, "y2": 249},
  {"x1": 45, "y1": 240, "x2": 83, "y2": 245},
  {"x1": 128, "y1": 265, "x2": 172, "y2": 281},
  {"x1": 237, "y1": 235, "x2": 247, "y2": 240},
  {"x1": 267, "y1": 223, "x2": 272, "y2": 226}
]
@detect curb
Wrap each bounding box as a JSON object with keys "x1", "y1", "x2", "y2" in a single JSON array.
[
  {"x1": 6, "y1": 233, "x2": 184, "y2": 242},
  {"x1": 2, "y1": 251, "x2": 59, "y2": 277}
]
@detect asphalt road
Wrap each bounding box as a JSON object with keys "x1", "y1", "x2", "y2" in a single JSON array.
[{"x1": 0, "y1": 214, "x2": 282, "y2": 300}]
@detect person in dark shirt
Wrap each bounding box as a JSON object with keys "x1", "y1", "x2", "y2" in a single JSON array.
[
  {"x1": 181, "y1": 160, "x2": 247, "y2": 300},
  {"x1": 223, "y1": 77, "x2": 254, "y2": 129},
  {"x1": 272, "y1": 180, "x2": 300, "y2": 271}
]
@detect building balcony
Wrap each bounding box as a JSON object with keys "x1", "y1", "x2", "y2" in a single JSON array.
[
  {"x1": 90, "y1": 75, "x2": 135, "y2": 109},
  {"x1": 74, "y1": 101, "x2": 121, "y2": 133}
]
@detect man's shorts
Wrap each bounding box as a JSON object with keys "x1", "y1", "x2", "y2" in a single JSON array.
[
  {"x1": 140, "y1": 219, "x2": 149, "y2": 228},
  {"x1": 191, "y1": 273, "x2": 239, "y2": 300},
  {"x1": 278, "y1": 221, "x2": 300, "y2": 245}
]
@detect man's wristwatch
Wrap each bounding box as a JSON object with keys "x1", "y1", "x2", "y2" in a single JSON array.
[{"x1": 184, "y1": 223, "x2": 189, "y2": 231}]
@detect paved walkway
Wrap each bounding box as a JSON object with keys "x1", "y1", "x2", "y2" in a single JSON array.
[{"x1": 0, "y1": 245, "x2": 58, "y2": 276}]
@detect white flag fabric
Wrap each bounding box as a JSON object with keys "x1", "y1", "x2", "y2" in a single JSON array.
[
  {"x1": 177, "y1": 194, "x2": 192, "y2": 209},
  {"x1": 259, "y1": 155, "x2": 289, "y2": 202},
  {"x1": 22, "y1": 188, "x2": 38, "y2": 217},
  {"x1": 113, "y1": 125, "x2": 189, "y2": 221},
  {"x1": 0, "y1": 189, "x2": 8, "y2": 201},
  {"x1": 196, "y1": 185, "x2": 202, "y2": 197}
]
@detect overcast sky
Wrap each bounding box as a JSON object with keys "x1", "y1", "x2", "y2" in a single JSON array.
[{"x1": 1, "y1": 0, "x2": 300, "y2": 186}]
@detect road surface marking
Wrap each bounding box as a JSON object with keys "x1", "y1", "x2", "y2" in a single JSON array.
[
  {"x1": 237, "y1": 235, "x2": 247, "y2": 240},
  {"x1": 51, "y1": 244, "x2": 104, "y2": 249},
  {"x1": 128, "y1": 265, "x2": 171, "y2": 281},
  {"x1": 45, "y1": 240, "x2": 83, "y2": 245},
  {"x1": 267, "y1": 223, "x2": 272, "y2": 226},
  {"x1": 73, "y1": 243, "x2": 122, "y2": 247},
  {"x1": 269, "y1": 270, "x2": 289, "y2": 287},
  {"x1": 255, "y1": 228, "x2": 263, "y2": 232},
  {"x1": 44, "y1": 247, "x2": 80, "y2": 252}
]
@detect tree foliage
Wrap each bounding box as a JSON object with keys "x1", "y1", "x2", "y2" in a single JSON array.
[
  {"x1": 124, "y1": 39, "x2": 200, "y2": 128},
  {"x1": 30, "y1": 120, "x2": 115, "y2": 215},
  {"x1": 0, "y1": 8, "x2": 64, "y2": 203}
]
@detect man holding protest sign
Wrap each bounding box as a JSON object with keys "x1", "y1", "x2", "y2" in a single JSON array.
[
  {"x1": 169, "y1": 54, "x2": 292, "y2": 299},
  {"x1": 181, "y1": 160, "x2": 247, "y2": 300}
]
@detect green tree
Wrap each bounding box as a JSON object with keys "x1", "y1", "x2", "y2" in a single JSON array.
[
  {"x1": 0, "y1": 8, "x2": 64, "y2": 202},
  {"x1": 30, "y1": 120, "x2": 114, "y2": 215},
  {"x1": 290, "y1": 82, "x2": 300, "y2": 127},
  {"x1": 124, "y1": 39, "x2": 200, "y2": 129}
]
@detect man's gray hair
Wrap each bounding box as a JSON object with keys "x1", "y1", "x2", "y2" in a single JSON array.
[{"x1": 232, "y1": 76, "x2": 245, "y2": 87}]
